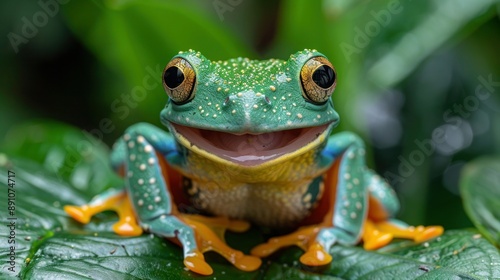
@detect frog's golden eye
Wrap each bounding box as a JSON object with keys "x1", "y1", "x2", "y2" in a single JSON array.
[
  {"x1": 162, "y1": 57, "x2": 196, "y2": 104},
  {"x1": 300, "y1": 57, "x2": 336, "y2": 104}
]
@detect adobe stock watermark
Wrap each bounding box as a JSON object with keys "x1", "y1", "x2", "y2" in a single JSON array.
[
  {"x1": 7, "y1": 0, "x2": 70, "y2": 54},
  {"x1": 44, "y1": 64, "x2": 163, "y2": 180},
  {"x1": 213, "y1": 0, "x2": 243, "y2": 21},
  {"x1": 340, "y1": 0, "x2": 403, "y2": 63},
  {"x1": 384, "y1": 74, "x2": 500, "y2": 185}
]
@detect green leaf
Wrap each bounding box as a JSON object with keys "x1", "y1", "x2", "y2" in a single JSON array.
[
  {"x1": 367, "y1": 0, "x2": 499, "y2": 88},
  {"x1": 460, "y1": 156, "x2": 500, "y2": 246},
  {"x1": 62, "y1": 0, "x2": 254, "y2": 87},
  {"x1": 270, "y1": 230, "x2": 500, "y2": 279},
  {"x1": 1, "y1": 122, "x2": 500, "y2": 279},
  {"x1": 2, "y1": 121, "x2": 122, "y2": 195}
]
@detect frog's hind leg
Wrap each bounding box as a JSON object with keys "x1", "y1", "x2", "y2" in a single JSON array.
[
  {"x1": 64, "y1": 188, "x2": 143, "y2": 236},
  {"x1": 362, "y1": 173, "x2": 443, "y2": 250}
]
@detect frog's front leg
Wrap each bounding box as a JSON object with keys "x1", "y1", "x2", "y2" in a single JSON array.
[
  {"x1": 68, "y1": 123, "x2": 260, "y2": 275},
  {"x1": 252, "y1": 132, "x2": 443, "y2": 266},
  {"x1": 252, "y1": 132, "x2": 368, "y2": 264}
]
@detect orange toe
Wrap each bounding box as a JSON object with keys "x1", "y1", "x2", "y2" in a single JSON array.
[
  {"x1": 363, "y1": 231, "x2": 393, "y2": 250},
  {"x1": 64, "y1": 205, "x2": 91, "y2": 224},
  {"x1": 300, "y1": 243, "x2": 332, "y2": 266},
  {"x1": 184, "y1": 250, "x2": 213, "y2": 276},
  {"x1": 112, "y1": 219, "x2": 143, "y2": 236},
  {"x1": 415, "y1": 226, "x2": 444, "y2": 243},
  {"x1": 233, "y1": 255, "x2": 262, "y2": 271}
]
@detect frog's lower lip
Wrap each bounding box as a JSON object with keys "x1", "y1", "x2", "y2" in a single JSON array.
[{"x1": 169, "y1": 123, "x2": 332, "y2": 166}]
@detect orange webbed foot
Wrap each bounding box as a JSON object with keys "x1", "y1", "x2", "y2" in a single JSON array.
[
  {"x1": 179, "y1": 214, "x2": 262, "y2": 273},
  {"x1": 363, "y1": 219, "x2": 444, "y2": 250},
  {"x1": 64, "y1": 190, "x2": 143, "y2": 236}
]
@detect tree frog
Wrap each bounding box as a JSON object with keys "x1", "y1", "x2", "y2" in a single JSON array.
[{"x1": 65, "y1": 49, "x2": 443, "y2": 275}]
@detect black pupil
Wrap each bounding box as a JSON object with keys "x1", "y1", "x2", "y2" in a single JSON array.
[
  {"x1": 312, "y1": 65, "x2": 335, "y2": 89},
  {"x1": 164, "y1": 66, "x2": 185, "y2": 89}
]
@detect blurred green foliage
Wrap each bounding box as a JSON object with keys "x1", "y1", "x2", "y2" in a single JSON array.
[{"x1": 1, "y1": 0, "x2": 499, "y2": 248}]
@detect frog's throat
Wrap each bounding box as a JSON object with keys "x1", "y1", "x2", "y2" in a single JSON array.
[{"x1": 168, "y1": 122, "x2": 334, "y2": 167}]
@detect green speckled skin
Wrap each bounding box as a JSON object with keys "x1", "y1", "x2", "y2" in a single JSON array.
[
  {"x1": 101, "y1": 49, "x2": 400, "y2": 270},
  {"x1": 162, "y1": 50, "x2": 338, "y2": 133}
]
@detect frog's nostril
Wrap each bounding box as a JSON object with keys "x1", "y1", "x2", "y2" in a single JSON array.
[
  {"x1": 223, "y1": 96, "x2": 231, "y2": 106},
  {"x1": 264, "y1": 96, "x2": 271, "y2": 105}
]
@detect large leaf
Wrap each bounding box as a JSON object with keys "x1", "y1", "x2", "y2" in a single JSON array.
[
  {"x1": 460, "y1": 156, "x2": 500, "y2": 246},
  {"x1": 1, "y1": 122, "x2": 500, "y2": 279}
]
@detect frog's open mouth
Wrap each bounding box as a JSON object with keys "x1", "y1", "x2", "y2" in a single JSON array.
[{"x1": 170, "y1": 123, "x2": 331, "y2": 166}]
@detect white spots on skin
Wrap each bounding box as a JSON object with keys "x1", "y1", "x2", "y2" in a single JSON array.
[
  {"x1": 128, "y1": 141, "x2": 135, "y2": 148},
  {"x1": 129, "y1": 154, "x2": 136, "y2": 161},
  {"x1": 144, "y1": 145, "x2": 153, "y2": 153},
  {"x1": 269, "y1": 85, "x2": 276, "y2": 91},
  {"x1": 137, "y1": 199, "x2": 144, "y2": 206},
  {"x1": 154, "y1": 196, "x2": 161, "y2": 203},
  {"x1": 139, "y1": 164, "x2": 146, "y2": 171},
  {"x1": 350, "y1": 212, "x2": 357, "y2": 219},
  {"x1": 297, "y1": 113, "x2": 303, "y2": 119},
  {"x1": 127, "y1": 171, "x2": 133, "y2": 178},
  {"x1": 348, "y1": 151, "x2": 356, "y2": 159},
  {"x1": 137, "y1": 136, "x2": 145, "y2": 143},
  {"x1": 344, "y1": 173, "x2": 351, "y2": 180},
  {"x1": 138, "y1": 178, "x2": 144, "y2": 185},
  {"x1": 148, "y1": 205, "x2": 154, "y2": 210},
  {"x1": 123, "y1": 134, "x2": 131, "y2": 141},
  {"x1": 149, "y1": 177, "x2": 156, "y2": 184},
  {"x1": 356, "y1": 202, "x2": 362, "y2": 210},
  {"x1": 148, "y1": 158, "x2": 155, "y2": 165},
  {"x1": 353, "y1": 178, "x2": 360, "y2": 185},
  {"x1": 351, "y1": 192, "x2": 358, "y2": 199}
]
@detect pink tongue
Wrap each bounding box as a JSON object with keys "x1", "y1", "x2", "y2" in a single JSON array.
[{"x1": 200, "y1": 130, "x2": 298, "y2": 154}]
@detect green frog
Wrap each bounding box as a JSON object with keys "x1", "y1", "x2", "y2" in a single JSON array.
[{"x1": 65, "y1": 49, "x2": 443, "y2": 275}]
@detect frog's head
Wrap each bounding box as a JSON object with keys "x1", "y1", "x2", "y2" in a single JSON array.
[{"x1": 160, "y1": 49, "x2": 339, "y2": 167}]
